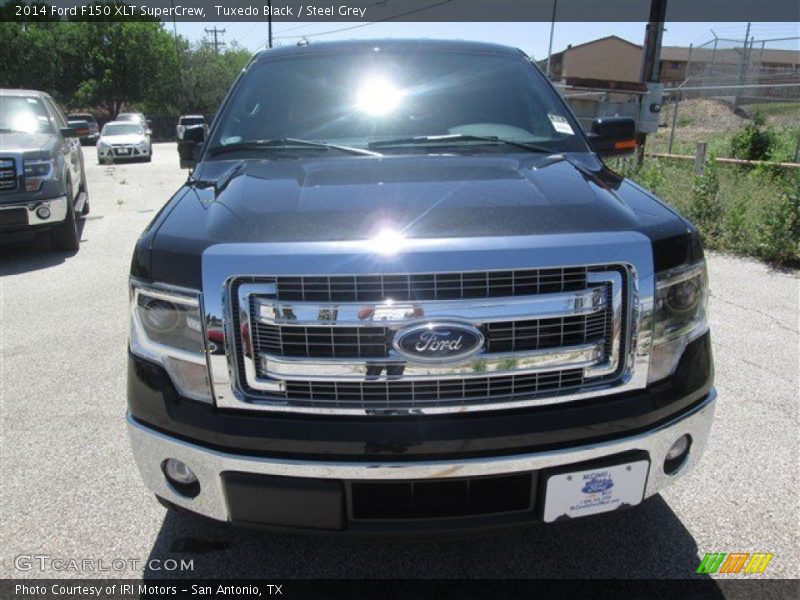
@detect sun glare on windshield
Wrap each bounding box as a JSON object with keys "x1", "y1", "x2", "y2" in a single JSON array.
[
  {"x1": 12, "y1": 112, "x2": 40, "y2": 134},
  {"x1": 355, "y1": 77, "x2": 406, "y2": 116}
]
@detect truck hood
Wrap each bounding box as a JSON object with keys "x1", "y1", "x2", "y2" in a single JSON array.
[
  {"x1": 0, "y1": 132, "x2": 55, "y2": 153},
  {"x1": 145, "y1": 153, "x2": 698, "y2": 286}
]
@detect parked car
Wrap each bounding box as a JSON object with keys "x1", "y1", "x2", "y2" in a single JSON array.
[
  {"x1": 96, "y1": 121, "x2": 152, "y2": 163},
  {"x1": 67, "y1": 112, "x2": 99, "y2": 145},
  {"x1": 0, "y1": 89, "x2": 89, "y2": 251},
  {"x1": 116, "y1": 111, "x2": 152, "y2": 137},
  {"x1": 127, "y1": 40, "x2": 715, "y2": 534},
  {"x1": 176, "y1": 115, "x2": 207, "y2": 168}
]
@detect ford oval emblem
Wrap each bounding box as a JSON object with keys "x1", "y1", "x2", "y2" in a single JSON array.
[{"x1": 392, "y1": 322, "x2": 484, "y2": 363}]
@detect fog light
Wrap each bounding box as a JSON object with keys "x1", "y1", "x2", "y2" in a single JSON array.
[
  {"x1": 35, "y1": 205, "x2": 51, "y2": 219},
  {"x1": 162, "y1": 458, "x2": 200, "y2": 497},
  {"x1": 664, "y1": 434, "x2": 691, "y2": 475}
]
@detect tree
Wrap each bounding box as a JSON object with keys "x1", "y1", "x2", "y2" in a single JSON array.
[
  {"x1": 74, "y1": 21, "x2": 176, "y2": 117},
  {"x1": 0, "y1": 11, "x2": 253, "y2": 119},
  {"x1": 176, "y1": 40, "x2": 251, "y2": 116}
]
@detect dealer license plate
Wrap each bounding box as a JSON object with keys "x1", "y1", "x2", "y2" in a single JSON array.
[{"x1": 542, "y1": 460, "x2": 649, "y2": 523}]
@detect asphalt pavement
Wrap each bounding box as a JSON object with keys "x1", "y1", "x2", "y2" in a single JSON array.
[{"x1": 1, "y1": 143, "x2": 797, "y2": 581}]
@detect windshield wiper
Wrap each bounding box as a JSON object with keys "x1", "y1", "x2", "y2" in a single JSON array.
[
  {"x1": 207, "y1": 138, "x2": 381, "y2": 157},
  {"x1": 369, "y1": 134, "x2": 556, "y2": 154}
]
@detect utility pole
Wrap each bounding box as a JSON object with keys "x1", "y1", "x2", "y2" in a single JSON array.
[
  {"x1": 266, "y1": 0, "x2": 273, "y2": 48},
  {"x1": 170, "y1": 0, "x2": 183, "y2": 109},
  {"x1": 545, "y1": 0, "x2": 557, "y2": 78},
  {"x1": 205, "y1": 27, "x2": 226, "y2": 53},
  {"x1": 734, "y1": 22, "x2": 751, "y2": 108},
  {"x1": 636, "y1": 0, "x2": 667, "y2": 165}
]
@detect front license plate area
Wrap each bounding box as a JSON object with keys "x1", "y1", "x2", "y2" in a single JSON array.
[{"x1": 542, "y1": 459, "x2": 649, "y2": 523}]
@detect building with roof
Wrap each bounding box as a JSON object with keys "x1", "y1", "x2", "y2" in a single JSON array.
[{"x1": 542, "y1": 35, "x2": 800, "y2": 87}]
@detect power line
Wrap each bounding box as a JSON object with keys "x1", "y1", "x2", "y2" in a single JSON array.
[
  {"x1": 254, "y1": 0, "x2": 393, "y2": 47},
  {"x1": 273, "y1": 0, "x2": 452, "y2": 41}
]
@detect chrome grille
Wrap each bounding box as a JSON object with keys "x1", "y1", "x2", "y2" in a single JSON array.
[
  {"x1": 282, "y1": 369, "x2": 586, "y2": 409},
  {"x1": 228, "y1": 264, "x2": 627, "y2": 414},
  {"x1": 0, "y1": 158, "x2": 17, "y2": 191},
  {"x1": 274, "y1": 267, "x2": 588, "y2": 302}
]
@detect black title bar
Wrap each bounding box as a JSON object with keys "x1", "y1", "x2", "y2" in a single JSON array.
[{"x1": 3, "y1": 0, "x2": 800, "y2": 22}]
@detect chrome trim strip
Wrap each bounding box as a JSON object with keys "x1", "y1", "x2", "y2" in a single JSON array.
[
  {"x1": 203, "y1": 232, "x2": 655, "y2": 415},
  {"x1": 259, "y1": 341, "x2": 605, "y2": 382},
  {"x1": 127, "y1": 389, "x2": 716, "y2": 522},
  {"x1": 254, "y1": 287, "x2": 607, "y2": 327},
  {"x1": 584, "y1": 271, "x2": 622, "y2": 378}
]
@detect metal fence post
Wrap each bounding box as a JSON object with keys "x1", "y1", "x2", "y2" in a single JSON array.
[
  {"x1": 794, "y1": 128, "x2": 800, "y2": 163},
  {"x1": 695, "y1": 142, "x2": 707, "y2": 175},
  {"x1": 668, "y1": 90, "x2": 681, "y2": 154}
]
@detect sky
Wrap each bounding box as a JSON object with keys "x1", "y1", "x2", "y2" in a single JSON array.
[{"x1": 174, "y1": 21, "x2": 800, "y2": 57}]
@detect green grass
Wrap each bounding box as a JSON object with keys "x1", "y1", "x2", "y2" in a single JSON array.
[
  {"x1": 648, "y1": 126, "x2": 799, "y2": 162},
  {"x1": 740, "y1": 101, "x2": 800, "y2": 118}
]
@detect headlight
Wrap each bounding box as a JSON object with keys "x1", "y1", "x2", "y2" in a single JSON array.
[
  {"x1": 23, "y1": 158, "x2": 55, "y2": 192},
  {"x1": 649, "y1": 260, "x2": 709, "y2": 383},
  {"x1": 129, "y1": 280, "x2": 212, "y2": 403},
  {"x1": 97, "y1": 139, "x2": 109, "y2": 149},
  {"x1": 136, "y1": 141, "x2": 148, "y2": 150}
]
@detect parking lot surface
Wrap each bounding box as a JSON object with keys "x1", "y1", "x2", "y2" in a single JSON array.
[{"x1": 1, "y1": 143, "x2": 798, "y2": 580}]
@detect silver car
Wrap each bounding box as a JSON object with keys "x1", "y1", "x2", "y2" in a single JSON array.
[{"x1": 96, "y1": 121, "x2": 152, "y2": 164}]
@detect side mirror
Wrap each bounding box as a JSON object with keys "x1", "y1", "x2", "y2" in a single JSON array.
[
  {"x1": 60, "y1": 127, "x2": 80, "y2": 138},
  {"x1": 587, "y1": 117, "x2": 637, "y2": 157},
  {"x1": 179, "y1": 125, "x2": 206, "y2": 169}
]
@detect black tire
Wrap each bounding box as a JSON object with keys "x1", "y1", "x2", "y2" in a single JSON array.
[{"x1": 51, "y1": 184, "x2": 80, "y2": 251}]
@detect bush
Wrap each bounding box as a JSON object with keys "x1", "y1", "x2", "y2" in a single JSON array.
[
  {"x1": 730, "y1": 112, "x2": 777, "y2": 162},
  {"x1": 755, "y1": 180, "x2": 800, "y2": 265},
  {"x1": 622, "y1": 158, "x2": 666, "y2": 195},
  {"x1": 687, "y1": 156, "x2": 723, "y2": 245},
  {"x1": 721, "y1": 177, "x2": 756, "y2": 256}
]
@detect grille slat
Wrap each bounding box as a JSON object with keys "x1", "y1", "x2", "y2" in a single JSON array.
[
  {"x1": 252, "y1": 311, "x2": 607, "y2": 360},
  {"x1": 0, "y1": 158, "x2": 17, "y2": 191},
  {"x1": 274, "y1": 267, "x2": 587, "y2": 302},
  {"x1": 283, "y1": 369, "x2": 586, "y2": 408}
]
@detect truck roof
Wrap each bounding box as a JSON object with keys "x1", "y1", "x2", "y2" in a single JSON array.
[
  {"x1": 252, "y1": 38, "x2": 523, "y2": 63},
  {"x1": 0, "y1": 88, "x2": 52, "y2": 98}
]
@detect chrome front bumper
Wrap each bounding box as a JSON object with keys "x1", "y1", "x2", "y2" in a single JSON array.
[
  {"x1": 0, "y1": 195, "x2": 67, "y2": 227},
  {"x1": 127, "y1": 389, "x2": 716, "y2": 525}
]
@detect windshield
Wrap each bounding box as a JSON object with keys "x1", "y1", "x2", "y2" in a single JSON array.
[
  {"x1": 69, "y1": 114, "x2": 95, "y2": 122},
  {"x1": 0, "y1": 95, "x2": 54, "y2": 134},
  {"x1": 209, "y1": 49, "x2": 587, "y2": 155},
  {"x1": 103, "y1": 123, "x2": 143, "y2": 136},
  {"x1": 181, "y1": 117, "x2": 205, "y2": 126},
  {"x1": 117, "y1": 114, "x2": 143, "y2": 123}
]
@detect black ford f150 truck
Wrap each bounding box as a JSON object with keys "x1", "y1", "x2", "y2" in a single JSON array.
[{"x1": 127, "y1": 40, "x2": 715, "y2": 534}]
